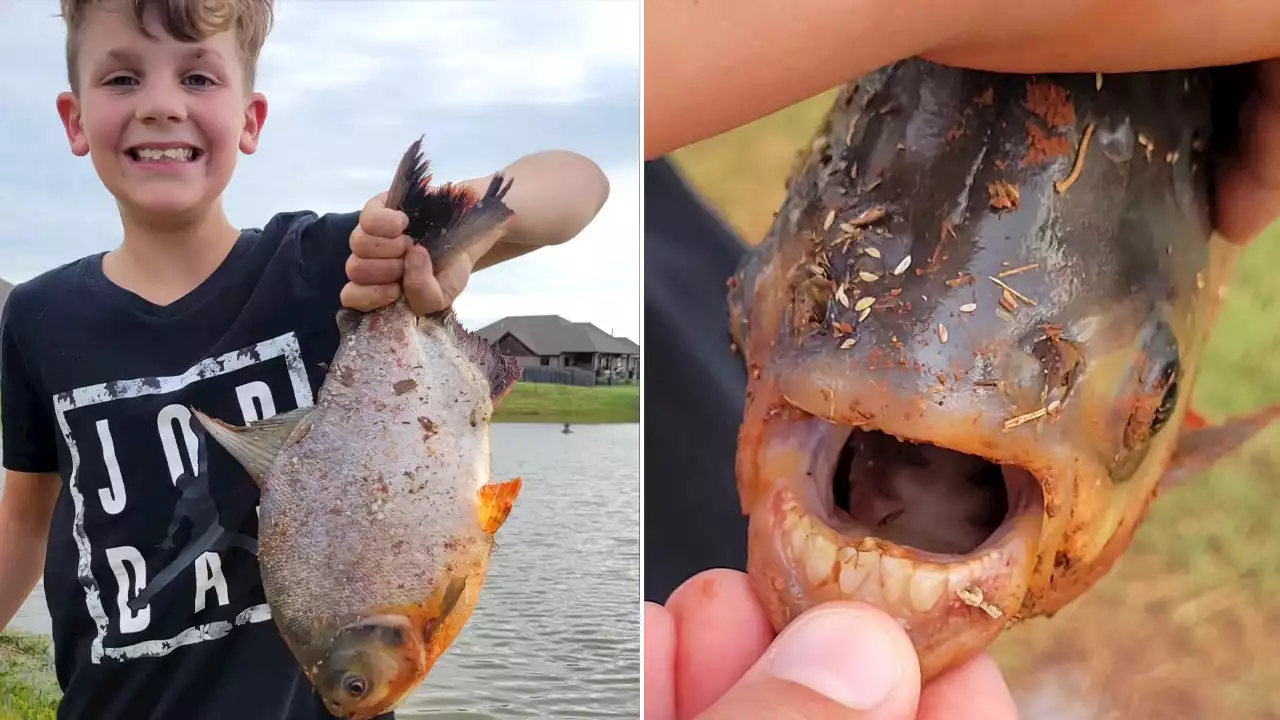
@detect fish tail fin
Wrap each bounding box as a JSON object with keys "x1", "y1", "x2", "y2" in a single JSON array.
[
  {"x1": 477, "y1": 477, "x2": 522, "y2": 535},
  {"x1": 1158, "y1": 403, "x2": 1280, "y2": 492},
  {"x1": 434, "y1": 311, "x2": 522, "y2": 404},
  {"x1": 386, "y1": 137, "x2": 515, "y2": 268}
]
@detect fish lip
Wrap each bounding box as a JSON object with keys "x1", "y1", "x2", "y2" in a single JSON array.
[{"x1": 746, "y1": 402, "x2": 1048, "y2": 677}]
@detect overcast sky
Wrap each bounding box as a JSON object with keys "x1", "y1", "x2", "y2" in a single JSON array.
[{"x1": 0, "y1": 0, "x2": 641, "y2": 341}]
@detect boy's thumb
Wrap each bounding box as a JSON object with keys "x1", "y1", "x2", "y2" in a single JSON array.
[{"x1": 696, "y1": 603, "x2": 922, "y2": 720}]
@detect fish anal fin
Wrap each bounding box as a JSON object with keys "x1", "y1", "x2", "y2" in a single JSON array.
[
  {"x1": 477, "y1": 477, "x2": 522, "y2": 535},
  {"x1": 190, "y1": 406, "x2": 315, "y2": 486},
  {"x1": 1158, "y1": 403, "x2": 1280, "y2": 492}
]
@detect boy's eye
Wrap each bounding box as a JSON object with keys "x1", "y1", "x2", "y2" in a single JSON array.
[
  {"x1": 184, "y1": 74, "x2": 217, "y2": 88},
  {"x1": 105, "y1": 75, "x2": 139, "y2": 87}
]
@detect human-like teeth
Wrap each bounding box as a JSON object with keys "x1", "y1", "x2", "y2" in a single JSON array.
[
  {"x1": 783, "y1": 512, "x2": 1001, "y2": 615},
  {"x1": 908, "y1": 568, "x2": 948, "y2": 613},
  {"x1": 135, "y1": 148, "x2": 195, "y2": 161}
]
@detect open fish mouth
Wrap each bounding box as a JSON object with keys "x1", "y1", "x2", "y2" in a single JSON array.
[{"x1": 749, "y1": 409, "x2": 1046, "y2": 669}]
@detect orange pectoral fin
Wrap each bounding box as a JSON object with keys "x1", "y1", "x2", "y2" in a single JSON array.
[
  {"x1": 478, "y1": 477, "x2": 522, "y2": 535},
  {"x1": 1158, "y1": 403, "x2": 1280, "y2": 492}
]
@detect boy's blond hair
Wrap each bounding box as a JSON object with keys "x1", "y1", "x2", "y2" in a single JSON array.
[{"x1": 60, "y1": 0, "x2": 275, "y2": 92}]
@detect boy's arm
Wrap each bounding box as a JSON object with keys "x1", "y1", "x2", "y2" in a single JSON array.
[
  {"x1": 0, "y1": 471, "x2": 59, "y2": 630},
  {"x1": 457, "y1": 149, "x2": 611, "y2": 270},
  {"x1": 341, "y1": 149, "x2": 610, "y2": 315}
]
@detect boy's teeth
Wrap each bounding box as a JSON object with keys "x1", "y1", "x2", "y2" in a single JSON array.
[{"x1": 135, "y1": 148, "x2": 194, "y2": 162}]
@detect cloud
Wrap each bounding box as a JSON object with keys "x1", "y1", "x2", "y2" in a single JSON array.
[{"x1": 0, "y1": 0, "x2": 641, "y2": 342}]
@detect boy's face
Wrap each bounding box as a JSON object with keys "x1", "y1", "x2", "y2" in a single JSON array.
[{"x1": 56, "y1": 3, "x2": 268, "y2": 223}]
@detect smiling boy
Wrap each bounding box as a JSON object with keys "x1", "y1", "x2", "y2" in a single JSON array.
[{"x1": 0, "y1": 1, "x2": 609, "y2": 718}]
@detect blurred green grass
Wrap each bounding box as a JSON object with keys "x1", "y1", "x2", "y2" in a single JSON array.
[
  {"x1": 672, "y1": 89, "x2": 1280, "y2": 718},
  {"x1": 0, "y1": 632, "x2": 58, "y2": 720},
  {"x1": 492, "y1": 382, "x2": 640, "y2": 424}
]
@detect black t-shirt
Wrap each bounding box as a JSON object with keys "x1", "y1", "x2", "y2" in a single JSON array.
[
  {"x1": 1, "y1": 210, "x2": 392, "y2": 720},
  {"x1": 642, "y1": 158, "x2": 751, "y2": 603}
]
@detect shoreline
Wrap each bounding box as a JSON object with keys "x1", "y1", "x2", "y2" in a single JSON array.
[{"x1": 492, "y1": 382, "x2": 640, "y2": 425}]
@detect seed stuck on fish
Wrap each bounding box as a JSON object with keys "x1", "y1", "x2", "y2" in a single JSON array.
[
  {"x1": 987, "y1": 181, "x2": 1020, "y2": 211},
  {"x1": 959, "y1": 303, "x2": 978, "y2": 313},
  {"x1": 892, "y1": 255, "x2": 912, "y2": 276},
  {"x1": 835, "y1": 283, "x2": 851, "y2": 307},
  {"x1": 859, "y1": 271, "x2": 880, "y2": 282},
  {"x1": 938, "y1": 324, "x2": 948, "y2": 343},
  {"x1": 864, "y1": 247, "x2": 882, "y2": 259},
  {"x1": 854, "y1": 296, "x2": 876, "y2": 312},
  {"x1": 957, "y1": 585, "x2": 1003, "y2": 619}
]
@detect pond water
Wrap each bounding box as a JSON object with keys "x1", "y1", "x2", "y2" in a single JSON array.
[{"x1": 7, "y1": 422, "x2": 641, "y2": 719}]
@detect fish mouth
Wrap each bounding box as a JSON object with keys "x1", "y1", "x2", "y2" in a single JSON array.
[{"x1": 748, "y1": 410, "x2": 1046, "y2": 675}]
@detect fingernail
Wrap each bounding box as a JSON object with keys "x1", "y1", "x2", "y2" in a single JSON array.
[
  {"x1": 407, "y1": 246, "x2": 426, "y2": 270},
  {"x1": 767, "y1": 607, "x2": 905, "y2": 710}
]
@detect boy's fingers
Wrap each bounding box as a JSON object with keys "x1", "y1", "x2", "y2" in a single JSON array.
[
  {"x1": 402, "y1": 245, "x2": 450, "y2": 315},
  {"x1": 358, "y1": 193, "x2": 410, "y2": 239},
  {"x1": 1215, "y1": 60, "x2": 1280, "y2": 245},
  {"x1": 349, "y1": 229, "x2": 409, "y2": 259},
  {"x1": 346, "y1": 255, "x2": 405, "y2": 286},
  {"x1": 339, "y1": 281, "x2": 400, "y2": 312}
]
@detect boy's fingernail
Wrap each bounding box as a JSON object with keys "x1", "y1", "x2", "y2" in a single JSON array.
[
  {"x1": 767, "y1": 607, "x2": 905, "y2": 710},
  {"x1": 406, "y1": 246, "x2": 426, "y2": 271}
]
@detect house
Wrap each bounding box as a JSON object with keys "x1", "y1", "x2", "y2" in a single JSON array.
[{"x1": 474, "y1": 315, "x2": 639, "y2": 381}]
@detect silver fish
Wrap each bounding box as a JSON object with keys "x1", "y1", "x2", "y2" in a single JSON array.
[{"x1": 193, "y1": 139, "x2": 524, "y2": 719}]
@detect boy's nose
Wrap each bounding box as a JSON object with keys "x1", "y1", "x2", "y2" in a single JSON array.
[{"x1": 134, "y1": 83, "x2": 189, "y2": 123}]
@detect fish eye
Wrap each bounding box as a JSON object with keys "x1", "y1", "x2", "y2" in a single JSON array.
[
  {"x1": 1121, "y1": 320, "x2": 1182, "y2": 454},
  {"x1": 1148, "y1": 360, "x2": 1180, "y2": 436},
  {"x1": 342, "y1": 674, "x2": 369, "y2": 699}
]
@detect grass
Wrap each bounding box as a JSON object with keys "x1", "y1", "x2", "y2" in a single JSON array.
[
  {"x1": 672, "y1": 88, "x2": 1280, "y2": 718},
  {"x1": 492, "y1": 382, "x2": 640, "y2": 424},
  {"x1": 0, "y1": 632, "x2": 59, "y2": 720}
]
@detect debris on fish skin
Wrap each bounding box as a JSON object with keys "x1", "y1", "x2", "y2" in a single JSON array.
[
  {"x1": 725, "y1": 59, "x2": 1276, "y2": 683},
  {"x1": 191, "y1": 137, "x2": 525, "y2": 720}
]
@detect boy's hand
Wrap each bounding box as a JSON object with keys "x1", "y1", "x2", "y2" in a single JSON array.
[{"x1": 341, "y1": 191, "x2": 503, "y2": 315}]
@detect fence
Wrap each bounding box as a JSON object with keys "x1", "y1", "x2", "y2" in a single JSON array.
[{"x1": 519, "y1": 365, "x2": 599, "y2": 387}]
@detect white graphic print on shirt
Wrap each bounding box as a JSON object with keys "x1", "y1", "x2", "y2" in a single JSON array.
[{"x1": 53, "y1": 332, "x2": 314, "y2": 664}]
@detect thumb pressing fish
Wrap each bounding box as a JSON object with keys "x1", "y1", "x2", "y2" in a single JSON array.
[
  {"x1": 192, "y1": 138, "x2": 524, "y2": 719},
  {"x1": 727, "y1": 59, "x2": 1280, "y2": 681}
]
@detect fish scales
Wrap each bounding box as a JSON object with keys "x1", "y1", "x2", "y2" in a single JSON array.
[
  {"x1": 727, "y1": 59, "x2": 1280, "y2": 682},
  {"x1": 260, "y1": 304, "x2": 497, "y2": 647},
  {"x1": 193, "y1": 138, "x2": 523, "y2": 720}
]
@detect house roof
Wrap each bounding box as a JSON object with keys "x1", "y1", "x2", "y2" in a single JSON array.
[{"x1": 475, "y1": 315, "x2": 639, "y2": 356}]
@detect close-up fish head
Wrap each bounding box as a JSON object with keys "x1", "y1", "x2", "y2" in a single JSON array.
[{"x1": 727, "y1": 59, "x2": 1280, "y2": 680}]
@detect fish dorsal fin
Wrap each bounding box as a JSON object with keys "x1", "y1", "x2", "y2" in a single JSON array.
[
  {"x1": 1158, "y1": 403, "x2": 1280, "y2": 492},
  {"x1": 190, "y1": 406, "x2": 316, "y2": 487},
  {"x1": 430, "y1": 311, "x2": 522, "y2": 403},
  {"x1": 386, "y1": 137, "x2": 516, "y2": 270},
  {"x1": 477, "y1": 477, "x2": 522, "y2": 535}
]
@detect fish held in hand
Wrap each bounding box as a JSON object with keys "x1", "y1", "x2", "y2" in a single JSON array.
[
  {"x1": 727, "y1": 59, "x2": 1280, "y2": 681},
  {"x1": 192, "y1": 138, "x2": 523, "y2": 719}
]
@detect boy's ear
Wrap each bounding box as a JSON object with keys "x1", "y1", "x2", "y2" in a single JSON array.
[
  {"x1": 56, "y1": 92, "x2": 90, "y2": 157},
  {"x1": 239, "y1": 92, "x2": 269, "y2": 155}
]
